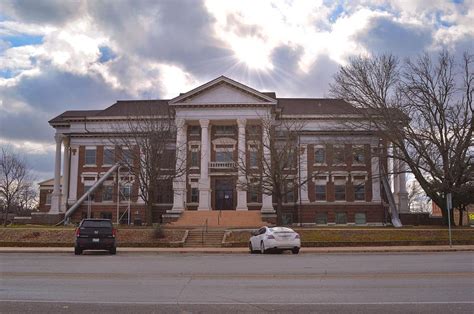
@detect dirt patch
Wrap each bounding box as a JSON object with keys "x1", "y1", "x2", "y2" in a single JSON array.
[
  {"x1": 0, "y1": 227, "x2": 186, "y2": 247},
  {"x1": 225, "y1": 228, "x2": 474, "y2": 247}
]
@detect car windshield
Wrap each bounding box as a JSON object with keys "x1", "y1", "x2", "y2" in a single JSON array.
[{"x1": 81, "y1": 220, "x2": 112, "y2": 228}]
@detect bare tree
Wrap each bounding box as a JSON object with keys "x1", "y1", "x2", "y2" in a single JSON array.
[
  {"x1": 0, "y1": 148, "x2": 35, "y2": 225},
  {"x1": 236, "y1": 114, "x2": 309, "y2": 225},
  {"x1": 407, "y1": 180, "x2": 430, "y2": 213},
  {"x1": 110, "y1": 105, "x2": 185, "y2": 225},
  {"x1": 330, "y1": 51, "x2": 473, "y2": 225}
]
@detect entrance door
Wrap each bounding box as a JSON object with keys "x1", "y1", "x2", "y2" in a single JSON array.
[{"x1": 215, "y1": 179, "x2": 234, "y2": 210}]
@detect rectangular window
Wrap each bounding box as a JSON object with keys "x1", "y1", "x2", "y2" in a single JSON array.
[
  {"x1": 354, "y1": 182, "x2": 365, "y2": 201},
  {"x1": 191, "y1": 151, "x2": 200, "y2": 167},
  {"x1": 335, "y1": 212, "x2": 347, "y2": 224},
  {"x1": 122, "y1": 149, "x2": 133, "y2": 165},
  {"x1": 282, "y1": 213, "x2": 293, "y2": 225},
  {"x1": 335, "y1": 184, "x2": 346, "y2": 201},
  {"x1": 191, "y1": 187, "x2": 199, "y2": 203},
  {"x1": 216, "y1": 151, "x2": 233, "y2": 162},
  {"x1": 247, "y1": 125, "x2": 260, "y2": 136},
  {"x1": 353, "y1": 145, "x2": 365, "y2": 164},
  {"x1": 285, "y1": 180, "x2": 295, "y2": 203},
  {"x1": 249, "y1": 150, "x2": 258, "y2": 168},
  {"x1": 333, "y1": 145, "x2": 345, "y2": 164},
  {"x1": 315, "y1": 212, "x2": 327, "y2": 224},
  {"x1": 355, "y1": 212, "x2": 367, "y2": 225},
  {"x1": 314, "y1": 147, "x2": 326, "y2": 164},
  {"x1": 189, "y1": 125, "x2": 200, "y2": 136},
  {"x1": 102, "y1": 185, "x2": 113, "y2": 202},
  {"x1": 119, "y1": 185, "x2": 131, "y2": 202},
  {"x1": 215, "y1": 125, "x2": 235, "y2": 135},
  {"x1": 85, "y1": 147, "x2": 96, "y2": 165},
  {"x1": 84, "y1": 184, "x2": 95, "y2": 201},
  {"x1": 100, "y1": 212, "x2": 112, "y2": 220},
  {"x1": 103, "y1": 147, "x2": 114, "y2": 165},
  {"x1": 315, "y1": 185, "x2": 326, "y2": 201},
  {"x1": 249, "y1": 186, "x2": 259, "y2": 203},
  {"x1": 45, "y1": 193, "x2": 52, "y2": 205}
]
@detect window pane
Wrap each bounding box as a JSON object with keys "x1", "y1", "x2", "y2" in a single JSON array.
[
  {"x1": 216, "y1": 151, "x2": 233, "y2": 162},
  {"x1": 100, "y1": 212, "x2": 112, "y2": 219},
  {"x1": 315, "y1": 185, "x2": 326, "y2": 201},
  {"x1": 335, "y1": 212, "x2": 347, "y2": 224},
  {"x1": 85, "y1": 148, "x2": 96, "y2": 165},
  {"x1": 353, "y1": 146, "x2": 365, "y2": 164},
  {"x1": 250, "y1": 151, "x2": 258, "y2": 168},
  {"x1": 314, "y1": 148, "x2": 325, "y2": 163},
  {"x1": 191, "y1": 151, "x2": 199, "y2": 167},
  {"x1": 102, "y1": 186, "x2": 113, "y2": 201},
  {"x1": 45, "y1": 193, "x2": 52, "y2": 205},
  {"x1": 355, "y1": 213, "x2": 366, "y2": 225},
  {"x1": 333, "y1": 146, "x2": 345, "y2": 164},
  {"x1": 120, "y1": 185, "x2": 131, "y2": 201},
  {"x1": 354, "y1": 183, "x2": 365, "y2": 201},
  {"x1": 103, "y1": 148, "x2": 114, "y2": 165},
  {"x1": 191, "y1": 188, "x2": 199, "y2": 203},
  {"x1": 335, "y1": 184, "x2": 346, "y2": 201},
  {"x1": 315, "y1": 212, "x2": 327, "y2": 224},
  {"x1": 122, "y1": 149, "x2": 133, "y2": 165},
  {"x1": 84, "y1": 185, "x2": 95, "y2": 201},
  {"x1": 282, "y1": 213, "x2": 293, "y2": 225}
]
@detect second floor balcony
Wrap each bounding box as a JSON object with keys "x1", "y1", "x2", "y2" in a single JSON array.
[{"x1": 209, "y1": 161, "x2": 236, "y2": 169}]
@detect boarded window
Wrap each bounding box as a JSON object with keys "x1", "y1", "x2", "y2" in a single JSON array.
[{"x1": 355, "y1": 212, "x2": 367, "y2": 225}]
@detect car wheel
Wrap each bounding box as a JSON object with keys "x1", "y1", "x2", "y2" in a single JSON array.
[
  {"x1": 249, "y1": 242, "x2": 256, "y2": 254},
  {"x1": 74, "y1": 247, "x2": 82, "y2": 255},
  {"x1": 109, "y1": 247, "x2": 117, "y2": 255},
  {"x1": 260, "y1": 241, "x2": 266, "y2": 254},
  {"x1": 292, "y1": 248, "x2": 300, "y2": 255}
]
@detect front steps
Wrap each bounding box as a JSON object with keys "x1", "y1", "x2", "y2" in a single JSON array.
[
  {"x1": 184, "y1": 229, "x2": 225, "y2": 247},
  {"x1": 168, "y1": 210, "x2": 266, "y2": 228}
]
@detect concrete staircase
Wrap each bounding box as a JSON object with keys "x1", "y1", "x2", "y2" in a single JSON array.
[
  {"x1": 184, "y1": 229, "x2": 225, "y2": 247},
  {"x1": 169, "y1": 211, "x2": 265, "y2": 228}
]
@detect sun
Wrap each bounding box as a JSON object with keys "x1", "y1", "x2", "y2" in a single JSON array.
[{"x1": 230, "y1": 36, "x2": 274, "y2": 71}]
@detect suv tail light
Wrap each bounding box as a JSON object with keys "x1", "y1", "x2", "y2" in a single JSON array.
[
  {"x1": 75, "y1": 228, "x2": 80, "y2": 237},
  {"x1": 112, "y1": 228, "x2": 116, "y2": 238},
  {"x1": 267, "y1": 234, "x2": 275, "y2": 239},
  {"x1": 295, "y1": 234, "x2": 300, "y2": 239}
]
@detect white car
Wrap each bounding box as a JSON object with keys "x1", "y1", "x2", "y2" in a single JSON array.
[{"x1": 249, "y1": 226, "x2": 301, "y2": 254}]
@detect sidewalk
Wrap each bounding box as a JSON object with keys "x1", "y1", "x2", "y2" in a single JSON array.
[{"x1": 1, "y1": 245, "x2": 473, "y2": 254}]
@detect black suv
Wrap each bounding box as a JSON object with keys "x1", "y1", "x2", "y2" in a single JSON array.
[{"x1": 74, "y1": 219, "x2": 117, "y2": 255}]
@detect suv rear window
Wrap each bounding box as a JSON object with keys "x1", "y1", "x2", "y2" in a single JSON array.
[{"x1": 81, "y1": 220, "x2": 113, "y2": 228}]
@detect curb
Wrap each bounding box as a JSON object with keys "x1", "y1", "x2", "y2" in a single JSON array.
[{"x1": 1, "y1": 246, "x2": 473, "y2": 254}]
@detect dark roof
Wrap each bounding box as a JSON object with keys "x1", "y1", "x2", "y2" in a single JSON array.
[
  {"x1": 96, "y1": 100, "x2": 169, "y2": 117},
  {"x1": 277, "y1": 98, "x2": 360, "y2": 115},
  {"x1": 49, "y1": 110, "x2": 100, "y2": 123}
]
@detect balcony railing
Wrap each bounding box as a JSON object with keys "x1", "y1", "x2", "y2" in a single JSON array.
[{"x1": 209, "y1": 161, "x2": 236, "y2": 169}]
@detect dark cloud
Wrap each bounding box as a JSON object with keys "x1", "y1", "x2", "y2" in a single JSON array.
[
  {"x1": 88, "y1": 0, "x2": 233, "y2": 76},
  {"x1": 0, "y1": 67, "x2": 134, "y2": 143},
  {"x1": 357, "y1": 16, "x2": 433, "y2": 57},
  {"x1": 0, "y1": 0, "x2": 84, "y2": 25}
]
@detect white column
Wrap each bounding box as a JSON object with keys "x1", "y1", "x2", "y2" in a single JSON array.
[
  {"x1": 236, "y1": 118, "x2": 248, "y2": 210},
  {"x1": 398, "y1": 160, "x2": 409, "y2": 213},
  {"x1": 171, "y1": 118, "x2": 186, "y2": 212},
  {"x1": 198, "y1": 119, "x2": 211, "y2": 210},
  {"x1": 299, "y1": 144, "x2": 309, "y2": 204},
  {"x1": 50, "y1": 133, "x2": 63, "y2": 214},
  {"x1": 60, "y1": 137, "x2": 70, "y2": 212},
  {"x1": 371, "y1": 146, "x2": 381, "y2": 202},
  {"x1": 261, "y1": 124, "x2": 274, "y2": 213},
  {"x1": 68, "y1": 145, "x2": 79, "y2": 204}
]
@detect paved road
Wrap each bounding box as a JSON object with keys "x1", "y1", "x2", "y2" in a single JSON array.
[{"x1": 1, "y1": 252, "x2": 473, "y2": 313}]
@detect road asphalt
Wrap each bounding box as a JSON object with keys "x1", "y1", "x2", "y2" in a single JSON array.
[{"x1": 0, "y1": 245, "x2": 473, "y2": 254}]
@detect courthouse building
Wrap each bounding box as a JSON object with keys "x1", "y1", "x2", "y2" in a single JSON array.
[{"x1": 39, "y1": 76, "x2": 408, "y2": 226}]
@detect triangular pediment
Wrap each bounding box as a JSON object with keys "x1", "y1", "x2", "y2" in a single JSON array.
[{"x1": 169, "y1": 76, "x2": 277, "y2": 106}]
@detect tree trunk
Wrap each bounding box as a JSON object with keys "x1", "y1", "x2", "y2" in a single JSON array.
[
  {"x1": 276, "y1": 198, "x2": 283, "y2": 226},
  {"x1": 458, "y1": 206, "x2": 465, "y2": 226},
  {"x1": 145, "y1": 190, "x2": 155, "y2": 226}
]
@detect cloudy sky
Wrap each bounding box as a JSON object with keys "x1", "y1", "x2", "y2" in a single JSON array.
[{"x1": 0, "y1": 0, "x2": 473, "y2": 181}]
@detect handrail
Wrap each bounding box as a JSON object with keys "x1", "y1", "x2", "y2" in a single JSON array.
[
  {"x1": 59, "y1": 163, "x2": 120, "y2": 225},
  {"x1": 201, "y1": 219, "x2": 208, "y2": 244},
  {"x1": 380, "y1": 165, "x2": 402, "y2": 227}
]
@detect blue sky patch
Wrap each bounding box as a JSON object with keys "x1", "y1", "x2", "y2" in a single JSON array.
[
  {"x1": 5, "y1": 34, "x2": 43, "y2": 47},
  {"x1": 98, "y1": 46, "x2": 116, "y2": 63},
  {"x1": 0, "y1": 69, "x2": 14, "y2": 79}
]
